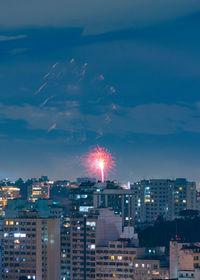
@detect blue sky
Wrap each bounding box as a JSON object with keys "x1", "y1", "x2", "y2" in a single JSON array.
[{"x1": 1, "y1": 1, "x2": 200, "y2": 182}]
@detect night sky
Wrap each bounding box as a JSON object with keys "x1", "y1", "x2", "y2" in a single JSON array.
[{"x1": 1, "y1": 1, "x2": 200, "y2": 183}]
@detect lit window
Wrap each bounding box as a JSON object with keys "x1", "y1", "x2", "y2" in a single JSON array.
[
  {"x1": 14, "y1": 233, "x2": 26, "y2": 238},
  {"x1": 9, "y1": 221, "x2": 14, "y2": 225},
  {"x1": 135, "y1": 264, "x2": 139, "y2": 268},
  {"x1": 86, "y1": 221, "x2": 96, "y2": 227},
  {"x1": 111, "y1": 256, "x2": 115, "y2": 260},
  {"x1": 117, "y1": 256, "x2": 122, "y2": 260}
]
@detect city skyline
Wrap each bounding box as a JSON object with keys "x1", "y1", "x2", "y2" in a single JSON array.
[{"x1": 1, "y1": 2, "x2": 200, "y2": 280}]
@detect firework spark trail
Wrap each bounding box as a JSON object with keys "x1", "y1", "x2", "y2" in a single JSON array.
[
  {"x1": 81, "y1": 145, "x2": 115, "y2": 182},
  {"x1": 109, "y1": 86, "x2": 116, "y2": 94},
  {"x1": 96, "y1": 128, "x2": 103, "y2": 139},
  {"x1": 48, "y1": 122, "x2": 56, "y2": 132},
  {"x1": 34, "y1": 82, "x2": 47, "y2": 95},
  {"x1": 69, "y1": 58, "x2": 75, "y2": 64},
  {"x1": 33, "y1": 59, "x2": 118, "y2": 139},
  {"x1": 111, "y1": 103, "x2": 117, "y2": 110},
  {"x1": 96, "y1": 74, "x2": 104, "y2": 81},
  {"x1": 80, "y1": 62, "x2": 88, "y2": 79},
  {"x1": 40, "y1": 96, "x2": 54, "y2": 107},
  {"x1": 51, "y1": 62, "x2": 59, "y2": 69},
  {"x1": 42, "y1": 72, "x2": 51, "y2": 79},
  {"x1": 105, "y1": 114, "x2": 111, "y2": 123}
]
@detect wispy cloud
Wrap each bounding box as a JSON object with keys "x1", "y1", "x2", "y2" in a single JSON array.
[
  {"x1": 0, "y1": 34, "x2": 27, "y2": 41},
  {"x1": 0, "y1": 102, "x2": 200, "y2": 138}
]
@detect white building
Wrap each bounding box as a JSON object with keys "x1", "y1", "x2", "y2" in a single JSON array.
[{"x1": 170, "y1": 240, "x2": 200, "y2": 280}]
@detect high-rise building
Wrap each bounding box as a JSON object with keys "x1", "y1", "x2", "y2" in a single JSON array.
[
  {"x1": 69, "y1": 181, "x2": 96, "y2": 212},
  {"x1": 2, "y1": 210, "x2": 60, "y2": 280},
  {"x1": 132, "y1": 178, "x2": 196, "y2": 223},
  {"x1": 93, "y1": 188, "x2": 135, "y2": 227},
  {"x1": 28, "y1": 182, "x2": 50, "y2": 201},
  {"x1": 70, "y1": 180, "x2": 135, "y2": 228},
  {"x1": 60, "y1": 226, "x2": 70, "y2": 280},
  {"x1": 70, "y1": 208, "x2": 122, "y2": 280}
]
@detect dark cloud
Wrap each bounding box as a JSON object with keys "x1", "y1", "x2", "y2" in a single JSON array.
[
  {"x1": 0, "y1": 0, "x2": 200, "y2": 34},
  {"x1": 1, "y1": 102, "x2": 200, "y2": 137}
]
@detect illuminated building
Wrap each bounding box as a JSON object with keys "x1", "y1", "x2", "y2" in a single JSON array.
[
  {"x1": 70, "y1": 181, "x2": 135, "y2": 228},
  {"x1": 69, "y1": 181, "x2": 96, "y2": 212},
  {"x1": 95, "y1": 242, "x2": 169, "y2": 280},
  {"x1": 95, "y1": 239, "x2": 137, "y2": 279},
  {"x1": 60, "y1": 226, "x2": 71, "y2": 280},
  {"x1": 28, "y1": 182, "x2": 50, "y2": 200},
  {"x1": 2, "y1": 210, "x2": 60, "y2": 280},
  {"x1": 93, "y1": 188, "x2": 135, "y2": 227},
  {"x1": 196, "y1": 191, "x2": 200, "y2": 211},
  {"x1": 70, "y1": 208, "x2": 122, "y2": 280},
  {"x1": 0, "y1": 186, "x2": 20, "y2": 215},
  {"x1": 132, "y1": 178, "x2": 196, "y2": 223}
]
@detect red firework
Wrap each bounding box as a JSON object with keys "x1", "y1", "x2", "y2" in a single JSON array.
[{"x1": 81, "y1": 145, "x2": 115, "y2": 182}]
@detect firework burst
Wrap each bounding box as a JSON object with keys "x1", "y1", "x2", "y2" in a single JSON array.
[{"x1": 81, "y1": 145, "x2": 115, "y2": 182}]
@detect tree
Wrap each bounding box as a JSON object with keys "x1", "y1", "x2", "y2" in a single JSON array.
[
  {"x1": 179, "y1": 209, "x2": 200, "y2": 220},
  {"x1": 15, "y1": 178, "x2": 24, "y2": 187}
]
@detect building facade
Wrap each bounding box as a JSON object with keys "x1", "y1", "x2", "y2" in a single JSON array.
[
  {"x1": 70, "y1": 208, "x2": 122, "y2": 280},
  {"x1": 93, "y1": 188, "x2": 135, "y2": 227},
  {"x1": 170, "y1": 240, "x2": 200, "y2": 280},
  {"x1": 2, "y1": 210, "x2": 60, "y2": 280},
  {"x1": 132, "y1": 178, "x2": 196, "y2": 223},
  {"x1": 96, "y1": 241, "x2": 169, "y2": 280}
]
